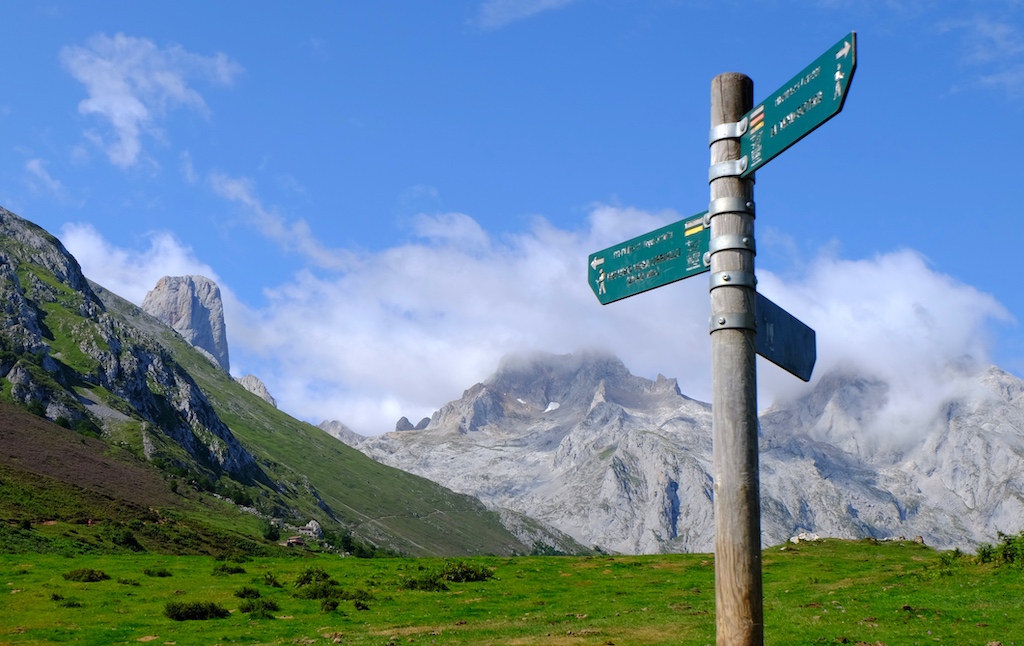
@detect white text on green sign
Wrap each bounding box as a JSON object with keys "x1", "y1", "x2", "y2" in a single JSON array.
[
  {"x1": 741, "y1": 32, "x2": 856, "y2": 177},
  {"x1": 588, "y1": 213, "x2": 709, "y2": 305}
]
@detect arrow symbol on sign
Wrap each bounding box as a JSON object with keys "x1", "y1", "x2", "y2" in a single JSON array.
[
  {"x1": 590, "y1": 256, "x2": 605, "y2": 270},
  {"x1": 836, "y1": 40, "x2": 851, "y2": 60}
]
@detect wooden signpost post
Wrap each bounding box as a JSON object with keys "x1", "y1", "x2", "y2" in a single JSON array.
[{"x1": 588, "y1": 32, "x2": 856, "y2": 646}]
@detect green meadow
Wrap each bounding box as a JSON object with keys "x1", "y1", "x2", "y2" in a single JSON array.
[{"x1": 1, "y1": 537, "x2": 1021, "y2": 645}]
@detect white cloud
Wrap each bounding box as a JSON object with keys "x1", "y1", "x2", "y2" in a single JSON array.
[
  {"x1": 24, "y1": 159, "x2": 64, "y2": 197},
  {"x1": 226, "y1": 207, "x2": 1010, "y2": 437},
  {"x1": 62, "y1": 208, "x2": 1012, "y2": 440},
  {"x1": 59, "y1": 222, "x2": 220, "y2": 304},
  {"x1": 472, "y1": 0, "x2": 576, "y2": 29},
  {"x1": 941, "y1": 15, "x2": 1024, "y2": 65},
  {"x1": 60, "y1": 33, "x2": 243, "y2": 168},
  {"x1": 756, "y1": 249, "x2": 1012, "y2": 439},
  {"x1": 180, "y1": 150, "x2": 198, "y2": 184},
  {"x1": 939, "y1": 13, "x2": 1024, "y2": 95},
  {"x1": 208, "y1": 171, "x2": 356, "y2": 271}
]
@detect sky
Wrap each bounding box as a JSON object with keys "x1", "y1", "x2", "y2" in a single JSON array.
[{"x1": 2, "y1": 1, "x2": 1022, "y2": 436}]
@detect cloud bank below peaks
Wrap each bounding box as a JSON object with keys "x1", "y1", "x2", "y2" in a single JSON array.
[
  {"x1": 756, "y1": 249, "x2": 1012, "y2": 441},
  {"x1": 63, "y1": 206, "x2": 1012, "y2": 437}
]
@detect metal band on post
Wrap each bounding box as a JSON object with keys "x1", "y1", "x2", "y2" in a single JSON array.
[
  {"x1": 708, "y1": 197, "x2": 755, "y2": 219},
  {"x1": 708, "y1": 234, "x2": 755, "y2": 256},
  {"x1": 709, "y1": 311, "x2": 757, "y2": 333},
  {"x1": 708, "y1": 117, "x2": 748, "y2": 145},
  {"x1": 709, "y1": 270, "x2": 757, "y2": 291},
  {"x1": 708, "y1": 157, "x2": 748, "y2": 182}
]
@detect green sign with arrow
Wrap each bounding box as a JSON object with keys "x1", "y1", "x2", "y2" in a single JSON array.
[
  {"x1": 740, "y1": 32, "x2": 856, "y2": 177},
  {"x1": 588, "y1": 212, "x2": 710, "y2": 305}
]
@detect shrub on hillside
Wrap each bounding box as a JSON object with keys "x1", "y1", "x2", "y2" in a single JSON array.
[
  {"x1": 239, "y1": 597, "x2": 279, "y2": 618},
  {"x1": 293, "y1": 566, "x2": 336, "y2": 587},
  {"x1": 164, "y1": 600, "x2": 230, "y2": 621},
  {"x1": 261, "y1": 520, "x2": 280, "y2": 541},
  {"x1": 440, "y1": 560, "x2": 493, "y2": 583},
  {"x1": 234, "y1": 585, "x2": 261, "y2": 599},
  {"x1": 403, "y1": 572, "x2": 448, "y2": 592},
  {"x1": 62, "y1": 568, "x2": 109, "y2": 582},
  {"x1": 321, "y1": 598, "x2": 339, "y2": 612},
  {"x1": 976, "y1": 530, "x2": 1024, "y2": 567},
  {"x1": 255, "y1": 572, "x2": 283, "y2": 588},
  {"x1": 294, "y1": 581, "x2": 341, "y2": 600},
  {"x1": 101, "y1": 525, "x2": 145, "y2": 552},
  {"x1": 143, "y1": 567, "x2": 172, "y2": 578},
  {"x1": 212, "y1": 563, "x2": 246, "y2": 576}
]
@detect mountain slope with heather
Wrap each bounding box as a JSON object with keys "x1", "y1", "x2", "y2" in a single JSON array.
[{"x1": 0, "y1": 205, "x2": 529, "y2": 557}]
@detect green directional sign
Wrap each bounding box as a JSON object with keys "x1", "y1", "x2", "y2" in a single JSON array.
[
  {"x1": 588, "y1": 212, "x2": 709, "y2": 305},
  {"x1": 740, "y1": 32, "x2": 856, "y2": 177}
]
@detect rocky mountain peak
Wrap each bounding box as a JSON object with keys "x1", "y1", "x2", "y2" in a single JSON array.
[
  {"x1": 142, "y1": 275, "x2": 230, "y2": 372},
  {"x1": 318, "y1": 419, "x2": 367, "y2": 447},
  {"x1": 0, "y1": 207, "x2": 97, "y2": 302},
  {"x1": 421, "y1": 350, "x2": 694, "y2": 435},
  {"x1": 235, "y1": 374, "x2": 277, "y2": 407},
  {"x1": 395, "y1": 416, "x2": 430, "y2": 432}
]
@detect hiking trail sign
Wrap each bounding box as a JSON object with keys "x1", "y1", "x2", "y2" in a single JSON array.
[
  {"x1": 588, "y1": 212, "x2": 710, "y2": 305},
  {"x1": 739, "y1": 32, "x2": 856, "y2": 177}
]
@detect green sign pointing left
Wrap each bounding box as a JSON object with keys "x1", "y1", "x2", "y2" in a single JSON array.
[{"x1": 588, "y1": 212, "x2": 709, "y2": 305}]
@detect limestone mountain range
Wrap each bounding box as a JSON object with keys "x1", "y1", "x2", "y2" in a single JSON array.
[
  {"x1": 357, "y1": 351, "x2": 1024, "y2": 554},
  {"x1": 6, "y1": 202, "x2": 1023, "y2": 558}
]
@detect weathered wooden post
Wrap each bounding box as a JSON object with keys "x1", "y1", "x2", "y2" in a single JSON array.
[
  {"x1": 586, "y1": 31, "x2": 855, "y2": 646},
  {"x1": 708, "y1": 72, "x2": 762, "y2": 646}
]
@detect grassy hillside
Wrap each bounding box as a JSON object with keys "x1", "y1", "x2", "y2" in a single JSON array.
[
  {"x1": 0, "y1": 538, "x2": 1019, "y2": 644},
  {"x1": 94, "y1": 284, "x2": 528, "y2": 557},
  {"x1": 0, "y1": 403, "x2": 283, "y2": 557}
]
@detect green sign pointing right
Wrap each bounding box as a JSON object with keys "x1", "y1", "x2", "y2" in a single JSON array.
[{"x1": 740, "y1": 32, "x2": 856, "y2": 177}]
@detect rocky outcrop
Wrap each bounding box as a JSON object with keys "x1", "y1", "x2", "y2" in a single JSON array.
[
  {"x1": 0, "y1": 206, "x2": 260, "y2": 479},
  {"x1": 142, "y1": 275, "x2": 230, "y2": 372},
  {"x1": 361, "y1": 350, "x2": 1024, "y2": 554},
  {"x1": 318, "y1": 420, "x2": 366, "y2": 447},
  {"x1": 395, "y1": 416, "x2": 430, "y2": 431},
  {"x1": 236, "y1": 374, "x2": 277, "y2": 407}
]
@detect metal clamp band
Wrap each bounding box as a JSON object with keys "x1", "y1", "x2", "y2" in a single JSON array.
[
  {"x1": 708, "y1": 157, "x2": 748, "y2": 182},
  {"x1": 708, "y1": 197, "x2": 755, "y2": 218},
  {"x1": 708, "y1": 117, "x2": 748, "y2": 145},
  {"x1": 708, "y1": 234, "x2": 755, "y2": 255},
  {"x1": 709, "y1": 270, "x2": 757, "y2": 290},
  {"x1": 709, "y1": 312, "x2": 757, "y2": 333}
]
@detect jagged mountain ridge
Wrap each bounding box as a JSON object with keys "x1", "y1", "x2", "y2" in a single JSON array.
[
  {"x1": 0, "y1": 206, "x2": 532, "y2": 556},
  {"x1": 360, "y1": 350, "x2": 1024, "y2": 554},
  {"x1": 362, "y1": 351, "x2": 716, "y2": 554}
]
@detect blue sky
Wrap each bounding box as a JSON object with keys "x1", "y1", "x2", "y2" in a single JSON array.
[{"x1": 2, "y1": 1, "x2": 1022, "y2": 434}]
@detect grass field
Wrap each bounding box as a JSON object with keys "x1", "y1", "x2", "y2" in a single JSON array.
[{"x1": 1, "y1": 538, "x2": 1020, "y2": 645}]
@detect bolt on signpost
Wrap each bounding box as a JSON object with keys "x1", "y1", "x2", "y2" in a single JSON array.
[{"x1": 587, "y1": 32, "x2": 855, "y2": 646}]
